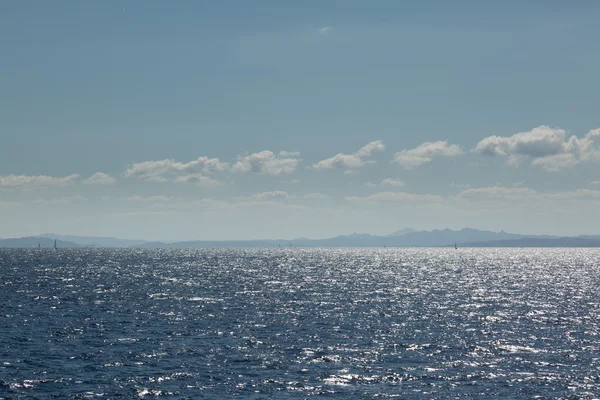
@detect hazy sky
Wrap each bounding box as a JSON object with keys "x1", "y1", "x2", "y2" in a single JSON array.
[{"x1": 1, "y1": 1, "x2": 600, "y2": 240}]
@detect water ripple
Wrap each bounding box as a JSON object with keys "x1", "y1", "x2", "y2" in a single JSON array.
[{"x1": 1, "y1": 248, "x2": 600, "y2": 398}]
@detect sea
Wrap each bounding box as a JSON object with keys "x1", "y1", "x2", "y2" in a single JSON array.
[{"x1": 1, "y1": 248, "x2": 600, "y2": 399}]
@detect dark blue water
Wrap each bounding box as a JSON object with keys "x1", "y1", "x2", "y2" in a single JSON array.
[{"x1": 1, "y1": 248, "x2": 600, "y2": 399}]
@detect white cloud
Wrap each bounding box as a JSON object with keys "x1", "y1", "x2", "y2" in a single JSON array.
[
  {"x1": 108, "y1": 210, "x2": 180, "y2": 217},
  {"x1": 313, "y1": 140, "x2": 385, "y2": 170},
  {"x1": 246, "y1": 191, "x2": 290, "y2": 201},
  {"x1": 303, "y1": 193, "x2": 330, "y2": 200},
  {"x1": 346, "y1": 191, "x2": 443, "y2": 203},
  {"x1": 473, "y1": 125, "x2": 600, "y2": 171},
  {"x1": 126, "y1": 195, "x2": 174, "y2": 203},
  {"x1": 365, "y1": 178, "x2": 405, "y2": 188},
  {"x1": 234, "y1": 200, "x2": 309, "y2": 211},
  {"x1": 347, "y1": 185, "x2": 600, "y2": 208},
  {"x1": 279, "y1": 151, "x2": 300, "y2": 157},
  {"x1": 457, "y1": 186, "x2": 538, "y2": 202},
  {"x1": 355, "y1": 141, "x2": 385, "y2": 157},
  {"x1": 0, "y1": 174, "x2": 80, "y2": 189},
  {"x1": 548, "y1": 188, "x2": 600, "y2": 200},
  {"x1": 581, "y1": 129, "x2": 600, "y2": 161},
  {"x1": 116, "y1": 191, "x2": 331, "y2": 216},
  {"x1": 191, "y1": 198, "x2": 232, "y2": 209},
  {"x1": 315, "y1": 154, "x2": 363, "y2": 169},
  {"x1": 83, "y1": 172, "x2": 116, "y2": 185},
  {"x1": 381, "y1": 178, "x2": 405, "y2": 187},
  {"x1": 123, "y1": 157, "x2": 228, "y2": 182},
  {"x1": 456, "y1": 186, "x2": 600, "y2": 203},
  {"x1": 341, "y1": 185, "x2": 600, "y2": 224},
  {"x1": 475, "y1": 126, "x2": 566, "y2": 158},
  {"x1": 0, "y1": 195, "x2": 86, "y2": 206},
  {"x1": 30, "y1": 195, "x2": 86, "y2": 204},
  {"x1": 318, "y1": 26, "x2": 332, "y2": 34},
  {"x1": 393, "y1": 141, "x2": 463, "y2": 168},
  {"x1": 173, "y1": 174, "x2": 222, "y2": 187},
  {"x1": 232, "y1": 150, "x2": 300, "y2": 175},
  {"x1": 591, "y1": 180, "x2": 600, "y2": 185},
  {"x1": 166, "y1": 198, "x2": 233, "y2": 212},
  {"x1": 229, "y1": 191, "x2": 331, "y2": 208}
]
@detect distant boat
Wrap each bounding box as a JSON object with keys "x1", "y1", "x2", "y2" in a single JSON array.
[
  {"x1": 37, "y1": 242, "x2": 40, "y2": 249},
  {"x1": 454, "y1": 242, "x2": 457, "y2": 250},
  {"x1": 53, "y1": 239, "x2": 57, "y2": 250}
]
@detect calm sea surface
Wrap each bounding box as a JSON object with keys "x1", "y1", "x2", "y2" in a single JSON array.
[{"x1": 1, "y1": 248, "x2": 600, "y2": 399}]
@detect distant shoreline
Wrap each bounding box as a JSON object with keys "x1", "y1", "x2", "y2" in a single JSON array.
[{"x1": 2, "y1": 229, "x2": 600, "y2": 249}]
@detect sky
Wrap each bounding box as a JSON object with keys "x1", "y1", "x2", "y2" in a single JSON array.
[{"x1": 1, "y1": 1, "x2": 600, "y2": 240}]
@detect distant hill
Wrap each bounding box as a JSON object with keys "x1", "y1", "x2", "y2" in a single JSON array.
[
  {"x1": 463, "y1": 237, "x2": 600, "y2": 248},
  {"x1": 133, "y1": 239, "x2": 282, "y2": 249},
  {"x1": 37, "y1": 233, "x2": 149, "y2": 248},
  {"x1": 392, "y1": 228, "x2": 527, "y2": 247},
  {"x1": 387, "y1": 228, "x2": 418, "y2": 237},
  {"x1": 0, "y1": 236, "x2": 80, "y2": 248},
  {"x1": 2, "y1": 229, "x2": 597, "y2": 249},
  {"x1": 132, "y1": 228, "x2": 557, "y2": 248}
]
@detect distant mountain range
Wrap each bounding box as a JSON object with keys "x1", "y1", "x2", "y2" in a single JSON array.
[
  {"x1": 2, "y1": 229, "x2": 600, "y2": 248},
  {"x1": 386, "y1": 228, "x2": 417, "y2": 237},
  {"x1": 36, "y1": 233, "x2": 150, "y2": 248},
  {"x1": 0, "y1": 236, "x2": 80, "y2": 248},
  {"x1": 464, "y1": 237, "x2": 600, "y2": 247}
]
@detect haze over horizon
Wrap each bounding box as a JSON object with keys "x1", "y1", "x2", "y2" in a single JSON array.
[
  {"x1": 2, "y1": 1, "x2": 600, "y2": 241},
  {"x1": 3, "y1": 226, "x2": 599, "y2": 244}
]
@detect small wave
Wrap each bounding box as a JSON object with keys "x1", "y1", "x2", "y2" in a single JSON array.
[
  {"x1": 323, "y1": 374, "x2": 404, "y2": 385},
  {"x1": 495, "y1": 344, "x2": 545, "y2": 353},
  {"x1": 137, "y1": 388, "x2": 163, "y2": 397},
  {"x1": 311, "y1": 355, "x2": 342, "y2": 363},
  {"x1": 186, "y1": 297, "x2": 223, "y2": 302}
]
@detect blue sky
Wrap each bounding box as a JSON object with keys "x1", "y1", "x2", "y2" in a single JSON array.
[{"x1": 1, "y1": 1, "x2": 599, "y2": 240}]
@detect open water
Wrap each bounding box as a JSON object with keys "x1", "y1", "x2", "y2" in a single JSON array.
[{"x1": 1, "y1": 248, "x2": 600, "y2": 399}]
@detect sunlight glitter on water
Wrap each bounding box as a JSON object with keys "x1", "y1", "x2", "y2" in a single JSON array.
[{"x1": 1, "y1": 248, "x2": 600, "y2": 398}]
